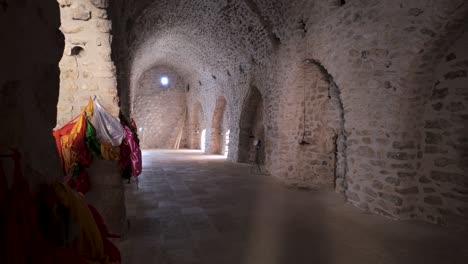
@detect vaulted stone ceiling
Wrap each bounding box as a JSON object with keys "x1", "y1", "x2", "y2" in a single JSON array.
[
  {"x1": 110, "y1": 0, "x2": 287, "y2": 114},
  {"x1": 105, "y1": 0, "x2": 468, "y2": 230}
]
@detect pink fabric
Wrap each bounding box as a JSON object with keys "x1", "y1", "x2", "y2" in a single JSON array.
[{"x1": 120, "y1": 126, "x2": 142, "y2": 177}]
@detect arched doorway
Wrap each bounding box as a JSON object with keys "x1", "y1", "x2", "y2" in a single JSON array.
[
  {"x1": 190, "y1": 102, "x2": 205, "y2": 150},
  {"x1": 209, "y1": 96, "x2": 228, "y2": 155},
  {"x1": 238, "y1": 86, "x2": 264, "y2": 164},
  {"x1": 279, "y1": 59, "x2": 346, "y2": 190}
]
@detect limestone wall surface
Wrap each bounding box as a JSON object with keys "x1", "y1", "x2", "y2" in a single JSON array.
[
  {"x1": 108, "y1": 0, "x2": 468, "y2": 230},
  {"x1": 56, "y1": 0, "x2": 119, "y2": 126},
  {"x1": 420, "y1": 31, "x2": 468, "y2": 227},
  {"x1": 0, "y1": 0, "x2": 64, "y2": 187},
  {"x1": 133, "y1": 66, "x2": 188, "y2": 149}
]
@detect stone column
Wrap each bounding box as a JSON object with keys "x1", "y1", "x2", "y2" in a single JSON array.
[
  {"x1": 86, "y1": 159, "x2": 126, "y2": 234},
  {"x1": 56, "y1": 0, "x2": 125, "y2": 233}
]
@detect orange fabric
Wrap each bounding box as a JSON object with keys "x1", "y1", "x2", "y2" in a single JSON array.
[
  {"x1": 101, "y1": 144, "x2": 120, "y2": 161},
  {"x1": 54, "y1": 113, "x2": 92, "y2": 174}
]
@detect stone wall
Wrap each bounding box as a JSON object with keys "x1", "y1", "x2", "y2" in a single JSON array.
[
  {"x1": 56, "y1": 0, "x2": 126, "y2": 233},
  {"x1": 419, "y1": 30, "x2": 468, "y2": 228},
  {"x1": 108, "y1": 0, "x2": 468, "y2": 230},
  {"x1": 276, "y1": 60, "x2": 344, "y2": 189},
  {"x1": 56, "y1": 0, "x2": 119, "y2": 126},
  {"x1": 133, "y1": 66, "x2": 188, "y2": 149},
  {"x1": 0, "y1": 0, "x2": 63, "y2": 188},
  {"x1": 238, "y1": 86, "x2": 264, "y2": 163},
  {"x1": 188, "y1": 102, "x2": 206, "y2": 150}
]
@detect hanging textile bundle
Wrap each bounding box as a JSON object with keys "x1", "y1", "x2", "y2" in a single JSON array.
[
  {"x1": 53, "y1": 112, "x2": 93, "y2": 175},
  {"x1": 119, "y1": 126, "x2": 142, "y2": 177},
  {"x1": 86, "y1": 119, "x2": 101, "y2": 158},
  {"x1": 101, "y1": 143, "x2": 120, "y2": 161},
  {"x1": 37, "y1": 182, "x2": 110, "y2": 264},
  {"x1": 65, "y1": 168, "x2": 91, "y2": 194},
  {"x1": 91, "y1": 99, "x2": 125, "y2": 147}
]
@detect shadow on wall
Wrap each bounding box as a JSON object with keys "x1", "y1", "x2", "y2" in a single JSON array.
[
  {"x1": 0, "y1": 0, "x2": 64, "y2": 184},
  {"x1": 238, "y1": 86, "x2": 265, "y2": 164},
  {"x1": 419, "y1": 29, "x2": 468, "y2": 229}
]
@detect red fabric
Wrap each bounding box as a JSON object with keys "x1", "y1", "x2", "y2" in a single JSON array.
[
  {"x1": 1, "y1": 150, "x2": 42, "y2": 264},
  {"x1": 53, "y1": 121, "x2": 76, "y2": 174},
  {"x1": 119, "y1": 126, "x2": 142, "y2": 177},
  {"x1": 53, "y1": 114, "x2": 93, "y2": 175},
  {"x1": 65, "y1": 170, "x2": 91, "y2": 194},
  {"x1": 0, "y1": 150, "x2": 97, "y2": 264},
  {"x1": 88, "y1": 204, "x2": 121, "y2": 264}
]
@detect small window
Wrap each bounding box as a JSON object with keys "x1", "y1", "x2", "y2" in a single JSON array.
[
  {"x1": 160, "y1": 76, "x2": 169, "y2": 86},
  {"x1": 71, "y1": 46, "x2": 85, "y2": 57}
]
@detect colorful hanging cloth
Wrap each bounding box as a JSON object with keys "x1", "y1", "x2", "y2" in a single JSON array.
[
  {"x1": 101, "y1": 143, "x2": 120, "y2": 161},
  {"x1": 39, "y1": 182, "x2": 109, "y2": 263},
  {"x1": 65, "y1": 168, "x2": 91, "y2": 194},
  {"x1": 91, "y1": 99, "x2": 125, "y2": 147},
  {"x1": 53, "y1": 113, "x2": 93, "y2": 175},
  {"x1": 88, "y1": 205, "x2": 121, "y2": 264},
  {"x1": 86, "y1": 119, "x2": 102, "y2": 158},
  {"x1": 119, "y1": 126, "x2": 142, "y2": 177}
]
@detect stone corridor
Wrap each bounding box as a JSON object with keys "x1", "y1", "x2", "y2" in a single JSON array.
[
  {"x1": 2, "y1": 0, "x2": 468, "y2": 263},
  {"x1": 117, "y1": 150, "x2": 468, "y2": 264}
]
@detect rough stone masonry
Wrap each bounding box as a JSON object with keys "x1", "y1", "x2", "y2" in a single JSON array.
[{"x1": 108, "y1": 0, "x2": 468, "y2": 230}]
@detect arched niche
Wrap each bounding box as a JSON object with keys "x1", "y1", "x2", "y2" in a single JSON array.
[
  {"x1": 279, "y1": 59, "x2": 346, "y2": 190},
  {"x1": 238, "y1": 86, "x2": 265, "y2": 164},
  {"x1": 133, "y1": 65, "x2": 187, "y2": 149},
  {"x1": 209, "y1": 96, "x2": 228, "y2": 155},
  {"x1": 190, "y1": 102, "x2": 205, "y2": 150}
]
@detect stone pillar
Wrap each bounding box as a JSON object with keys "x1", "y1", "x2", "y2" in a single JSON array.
[
  {"x1": 57, "y1": 0, "x2": 119, "y2": 125},
  {"x1": 86, "y1": 159, "x2": 126, "y2": 234},
  {"x1": 56, "y1": 0, "x2": 125, "y2": 233}
]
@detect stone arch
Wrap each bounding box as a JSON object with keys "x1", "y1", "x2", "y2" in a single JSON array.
[
  {"x1": 133, "y1": 65, "x2": 187, "y2": 149},
  {"x1": 278, "y1": 59, "x2": 346, "y2": 190},
  {"x1": 238, "y1": 86, "x2": 264, "y2": 163},
  {"x1": 190, "y1": 102, "x2": 205, "y2": 150},
  {"x1": 209, "y1": 96, "x2": 228, "y2": 155}
]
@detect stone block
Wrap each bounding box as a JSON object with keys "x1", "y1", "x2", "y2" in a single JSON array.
[
  {"x1": 71, "y1": 5, "x2": 91, "y2": 21},
  {"x1": 96, "y1": 19, "x2": 112, "y2": 33},
  {"x1": 91, "y1": 0, "x2": 109, "y2": 8},
  {"x1": 58, "y1": 0, "x2": 72, "y2": 7},
  {"x1": 379, "y1": 193, "x2": 403, "y2": 206},
  {"x1": 444, "y1": 70, "x2": 467, "y2": 80},
  {"x1": 395, "y1": 186, "x2": 419, "y2": 195},
  {"x1": 424, "y1": 196, "x2": 443, "y2": 205},
  {"x1": 425, "y1": 132, "x2": 442, "y2": 145}
]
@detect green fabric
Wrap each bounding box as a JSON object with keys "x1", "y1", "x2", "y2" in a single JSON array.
[
  {"x1": 85, "y1": 118, "x2": 101, "y2": 158},
  {"x1": 72, "y1": 165, "x2": 82, "y2": 178}
]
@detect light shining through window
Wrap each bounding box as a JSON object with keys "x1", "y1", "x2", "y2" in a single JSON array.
[{"x1": 160, "y1": 76, "x2": 169, "y2": 86}]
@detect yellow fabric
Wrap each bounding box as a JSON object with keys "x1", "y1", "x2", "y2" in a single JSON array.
[
  {"x1": 51, "y1": 182, "x2": 109, "y2": 264},
  {"x1": 84, "y1": 99, "x2": 94, "y2": 118},
  {"x1": 60, "y1": 114, "x2": 86, "y2": 173},
  {"x1": 101, "y1": 143, "x2": 120, "y2": 161}
]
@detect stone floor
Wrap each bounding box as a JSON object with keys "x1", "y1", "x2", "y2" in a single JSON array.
[{"x1": 117, "y1": 150, "x2": 468, "y2": 264}]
